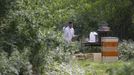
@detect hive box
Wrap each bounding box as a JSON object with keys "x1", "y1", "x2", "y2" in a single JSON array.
[{"x1": 101, "y1": 37, "x2": 119, "y2": 62}]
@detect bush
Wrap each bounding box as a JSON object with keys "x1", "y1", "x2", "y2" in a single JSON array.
[
  {"x1": 0, "y1": 29, "x2": 79, "y2": 75},
  {"x1": 106, "y1": 62, "x2": 134, "y2": 75},
  {"x1": 0, "y1": 49, "x2": 32, "y2": 75},
  {"x1": 118, "y1": 40, "x2": 134, "y2": 60}
]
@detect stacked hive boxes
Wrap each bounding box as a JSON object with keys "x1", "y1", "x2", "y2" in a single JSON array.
[{"x1": 101, "y1": 37, "x2": 119, "y2": 62}]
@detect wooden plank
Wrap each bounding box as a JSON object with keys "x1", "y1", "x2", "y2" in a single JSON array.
[
  {"x1": 101, "y1": 37, "x2": 118, "y2": 42},
  {"x1": 102, "y1": 50, "x2": 118, "y2": 56},
  {"x1": 102, "y1": 56, "x2": 118, "y2": 62},
  {"x1": 102, "y1": 42, "x2": 118, "y2": 47}
]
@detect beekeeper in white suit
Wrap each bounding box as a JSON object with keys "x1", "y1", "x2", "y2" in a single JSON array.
[
  {"x1": 63, "y1": 22, "x2": 75, "y2": 44},
  {"x1": 89, "y1": 31, "x2": 98, "y2": 42}
]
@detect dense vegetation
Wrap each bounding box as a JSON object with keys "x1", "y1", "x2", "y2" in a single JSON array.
[{"x1": 1, "y1": 0, "x2": 134, "y2": 75}]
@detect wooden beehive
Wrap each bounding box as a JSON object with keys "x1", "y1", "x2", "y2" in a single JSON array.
[{"x1": 101, "y1": 37, "x2": 119, "y2": 62}]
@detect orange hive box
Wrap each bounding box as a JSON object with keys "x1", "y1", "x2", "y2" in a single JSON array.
[{"x1": 101, "y1": 37, "x2": 119, "y2": 62}]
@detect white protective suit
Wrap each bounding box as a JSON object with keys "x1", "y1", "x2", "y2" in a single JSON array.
[
  {"x1": 63, "y1": 26, "x2": 74, "y2": 43},
  {"x1": 89, "y1": 32, "x2": 98, "y2": 42}
]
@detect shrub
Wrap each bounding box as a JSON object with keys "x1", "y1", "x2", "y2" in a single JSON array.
[
  {"x1": 118, "y1": 40, "x2": 134, "y2": 60},
  {"x1": 0, "y1": 48, "x2": 32, "y2": 75},
  {"x1": 106, "y1": 62, "x2": 134, "y2": 75}
]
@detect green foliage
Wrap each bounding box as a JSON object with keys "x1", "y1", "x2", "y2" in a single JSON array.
[
  {"x1": 80, "y1": 46, "x2": 101, "y2": 53},
  {"x1": 106, "y1": 62, "x2": 134, "y2": 75},
  {"x1": 44, "y1": 61, "x2": 86, "y2": 75},
  {"x1": 74, "y1": 0, "x2": 134, "y2": 39},
  {"x1": 30, "y1": 29, "x2": 79, "y2": 74},
  {"x1": 0, "y1": 0, "x2": 79, "y2": 74},
  {"x1": 0, "y1": 49, "x2": 32, "y2": 75},
  {"x1": 118, "y1": 40, "x2": 134, "y2": 60},
  {"x1": 77, "y1": 60, "x2": 125, "y2": 75},
  {"x1": 91, "y1": 0, "x2": 134, "y2": 39}
]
